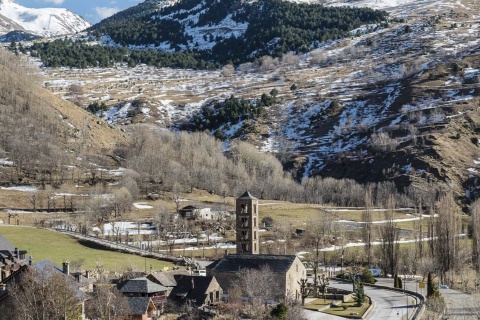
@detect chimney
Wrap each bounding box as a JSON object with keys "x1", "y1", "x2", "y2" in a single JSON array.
[
  {"x1": 28, "y1": 256, "x2": 32, "y2": 266},
  {"x1": 62, "y1": 261, "x2": 70, "y2": 275},
  {"x1": 85, "y1": 270, "x2": 90, "y2": 279}
]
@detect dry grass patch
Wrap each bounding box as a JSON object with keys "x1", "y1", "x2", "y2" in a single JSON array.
[{"x1": 323, "y1": 297, "x2": 371, "y2": 318}]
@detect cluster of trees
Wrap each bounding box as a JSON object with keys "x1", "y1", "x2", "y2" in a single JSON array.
[
  {"x1": 93, "y1": 17, "x2": 189, "y2": 47},
  {"x1": 210, "y1": 0, "x2": 388, "y2": 63},
  {"x1": 188, "y1": 94, "x2": 274, "y2": 133},
  {"x1": 86, "y1": 101, "x2": 108, "y2": 114},
  {"x1": 25, "y1": 40, "x2": 218, "y2": 69}
]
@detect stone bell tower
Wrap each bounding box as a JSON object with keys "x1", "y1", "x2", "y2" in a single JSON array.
[{"x1": 236, "y1": 191, "x2": 259, "y2": 255}]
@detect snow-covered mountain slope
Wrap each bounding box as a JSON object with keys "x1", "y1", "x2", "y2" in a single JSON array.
[{"x1": 0, "y1": 0, "x2": 90, "y2": 37}]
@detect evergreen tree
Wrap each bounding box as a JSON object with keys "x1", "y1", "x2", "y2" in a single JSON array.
[
  {"x1": 270, "y1": 302, "x2": 288, "y2": 319},
  {"x1": 354, "y1": 282, "x2": 366, "y2": 306}
]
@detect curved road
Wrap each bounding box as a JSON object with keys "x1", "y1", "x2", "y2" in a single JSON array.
[{"x1": 329, "y1": 280, "x2": 417, "y2": 320}]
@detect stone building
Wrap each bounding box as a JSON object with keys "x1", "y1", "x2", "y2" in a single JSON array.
[
  {"x1": 207, "y1": 191, "x2": 307, "y2": 302},
  {"x1": 235, "y1": 191, "x2": 259, "y2": 255}
]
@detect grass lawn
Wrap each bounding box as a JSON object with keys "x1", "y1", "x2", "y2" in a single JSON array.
[
  {"x1": 323, "y1": 297, "x2": 371, "y2": 318},
  {"x1": 0, "y1": 226, "x2": 173, "y2": 272},
  {"x1": 304, "y1": 298, "x2": 334, "y2": 310}
]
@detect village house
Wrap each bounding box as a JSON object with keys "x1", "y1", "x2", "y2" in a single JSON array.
[
  {"x1": 168, "y1": 275, "x2": 223, "y2": 307},
  {"x1": 119, "y1": 297, "x2": 157, "y2": 320},
  {"x1": 147, "y1": 270, "x2": 191, "y2": 295},
  {"x1": 0, "y1": 236, "x2": 29, "y2": 282},
  {"x1": 178, "y1": 205, "x2": 211, "y2": 220},
  {"x1": 117, "y1": 276, "x2": 168, "y2": 310},
  {"x1": 178, "y1": 205, "x2": 233, "y2": 221}
]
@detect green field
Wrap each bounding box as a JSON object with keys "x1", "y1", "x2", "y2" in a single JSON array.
[{"x1": 0, "y1": 226, "x2": 173, "y2": 272}]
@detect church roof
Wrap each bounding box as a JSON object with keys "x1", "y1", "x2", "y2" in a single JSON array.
[
  {"x1": 210, "y1": 254, "x2": 297, "y2": 273},
  {"x1": 237, "y1": 191, "x2": 257, "y2": 199}
]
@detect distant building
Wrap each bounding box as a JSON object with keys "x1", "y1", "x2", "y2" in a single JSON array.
[
  {"x1": 179, "y1": 205, "x2": 233, "y2": 221},
  {"x1": 178, "y1": 205, "x2": 211, "y2": 220}
]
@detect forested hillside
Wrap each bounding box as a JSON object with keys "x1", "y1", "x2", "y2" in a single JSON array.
[{"x1": 27, "y1": 0, "x2": 388, "y2": 68}]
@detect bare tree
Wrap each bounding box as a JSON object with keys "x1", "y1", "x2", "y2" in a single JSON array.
[
  {"x1": 231, "y1": 265, "x2": 276, "y2": 318},
  {"x1": 3, "y1": 265, "x2": 81, "y2": 320},
  {"x1": 471, "y1": 199, "x2": 480, "y2": 273},
  {"x1": 85, "y1": 284, "x2": 129, "y2": 320},
  {"x1": 304, "y1": 210, "x2": 332, "y2": 297},
  {"x1": 379, "y1": 195, "x2": 399, "y2": 277},
  {"x1": 362, "y1": 186, "x2": 374, "y2": 266},
  {"x1": 435, "y1": 192, "x2": 460, "y2": 283}
]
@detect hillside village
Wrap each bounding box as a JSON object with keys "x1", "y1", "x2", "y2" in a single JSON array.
[{"x1": 0, "y1": 0, "x2": 479, "y2": 318}]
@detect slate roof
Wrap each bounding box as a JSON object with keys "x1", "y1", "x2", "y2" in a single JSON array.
[
  {"x1": 180, "y1": 205, "x2": 209, "y2": 210},
  {"x1": 148, "y1": 270, "x2": 190, "y2": 287},
  {"x1": 210, "y1": 254, "x2": 297, "y2": 273},
  {"x1": 125, "y1": 297, "x2": 155, "y2": 315},
  {"x1": 118, "y1": 277, "x2": 168, "y2": 294},
  {"x1": 0, "y1": 235, "x2": 15, "y2": 252},
  {"x1": 169, "y1": 275, "x2": 215, "y2": 306},
  {"x1": 237, "y1": 191, "x2": 257, "y2": 199}
]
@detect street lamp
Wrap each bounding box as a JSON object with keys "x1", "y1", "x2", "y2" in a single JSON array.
[{"x1": 340, "y1": 249, "x2": 344, "y2": 273}]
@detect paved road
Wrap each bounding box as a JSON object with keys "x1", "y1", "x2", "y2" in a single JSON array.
[
  {"x1": 329, "y1": 280, "x2": 418, "y2": 320},
  {"x1": 376, "y1": 278, "x2": 480, "y2": 319},
  {"x1": 53, "y1": 229, "x2": 183, "y2": 263}
]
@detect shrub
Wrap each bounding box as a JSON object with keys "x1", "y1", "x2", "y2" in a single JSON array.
[{"x1": 362, "y1": 269, "x2": 375, "y2": 284}]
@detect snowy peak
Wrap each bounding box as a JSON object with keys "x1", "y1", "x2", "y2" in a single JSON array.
[{"x1": 0, "y1": 0, "x2": 90, "y2": 38}]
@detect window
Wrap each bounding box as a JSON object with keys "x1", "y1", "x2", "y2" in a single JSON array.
[
  {"x1": 254, "y1": 231, "x2": 257, "y2": 240},
  {"x1": 241, "y1": 217, "x2": 248, "y2": 227}
]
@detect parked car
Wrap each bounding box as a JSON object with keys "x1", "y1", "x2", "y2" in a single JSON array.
[
  {"x1": 439, "y1": 284, "x2": 449, "y2": 289},
  {"x1": 193, "y1": 269, "x2": 206, "y2": 276},
  {"x1": 369, "y1": 268, "x2": 382, "y2": 277}
]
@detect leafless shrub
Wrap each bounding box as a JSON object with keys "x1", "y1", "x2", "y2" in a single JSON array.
[{"x1": 369, "y1": 132, "x2": 398, "y2": 152}]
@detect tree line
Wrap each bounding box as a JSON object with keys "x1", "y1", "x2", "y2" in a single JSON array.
[{"x1": 24, "y1": 40, "x2": 218, "y2": 69}]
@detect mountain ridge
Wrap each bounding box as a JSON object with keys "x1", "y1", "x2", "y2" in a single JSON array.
[{"x1": 0, "y1": 0, "x2": 90, "y2": 38}]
